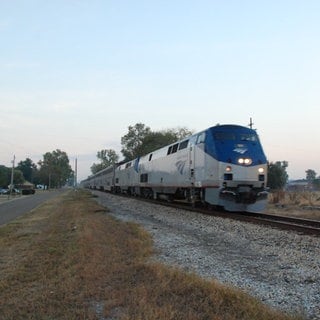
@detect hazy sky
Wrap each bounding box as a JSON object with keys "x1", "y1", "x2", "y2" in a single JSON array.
[{"x1": 1, "y1": 1, "x2": 319, "y2": 181}]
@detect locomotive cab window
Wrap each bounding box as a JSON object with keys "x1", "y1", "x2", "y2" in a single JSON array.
[
  {"x1": 125, "y1": 162, "x2": 132, "y2": 168},
  {"x1": 196, "y1": 132, "x2": 205, "y2": 144},
  {"x1": 214, "y1": 132, "x2": 236, "y2": 140},
  {"x1": 171, "y1": 143, "x2": 179, "y2": 153},
  {"x1": 167, "y1": 143, "x2": 179, "y2": 155},
  {"x1": 179, "y1": 140, "x2": 189, "y2": 150},
  {"x1": 240, "y1": 134, "x2": 257, "y2": 142}
]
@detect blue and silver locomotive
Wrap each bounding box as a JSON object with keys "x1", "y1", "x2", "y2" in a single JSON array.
[{"x1": 82, "y1": 124, "x2": 268, "y2": 213}]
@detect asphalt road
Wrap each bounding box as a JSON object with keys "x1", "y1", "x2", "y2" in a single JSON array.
[{"x1": 0, "y1": 189, "x2": 67, "y2": 225}]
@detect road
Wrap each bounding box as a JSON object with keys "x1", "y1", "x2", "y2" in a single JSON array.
[{"x1": 0, "y1": 189, "x2": 67, "y2": 225}]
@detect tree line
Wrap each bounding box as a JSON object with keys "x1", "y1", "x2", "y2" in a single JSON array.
[
  {"x1": 90, "y1": 123, "x2": 193, "y2": 173},
  {"x1": 3, "y1": 123, "x2": 317, "y2": 192},
  {"x1": 268, "y1": 162, "x2": 320, "y2": 190},
  {"x1": 0, "y1": 149, "x2": 73, "y2": 189}
]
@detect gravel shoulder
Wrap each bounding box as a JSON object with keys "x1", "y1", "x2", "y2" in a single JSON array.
[{"x1": 93, "y1": 191, "x2": 320, "y2": 320}]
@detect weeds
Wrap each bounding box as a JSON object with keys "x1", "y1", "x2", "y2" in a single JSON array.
[
  {"x1": 268, "y1": 191, "x2": 320, "y2": 220},
  {"x1": 0, "y1": 190, "x2": 302, "y2": 320}
]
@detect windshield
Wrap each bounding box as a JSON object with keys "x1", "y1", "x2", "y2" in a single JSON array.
[
  {"x1": 214, "y1": 132, "x2": 258, "y2": 142},
  {"x1": 240, "y1": 133, "x2": 258, "y2": 142},
  {"x1": 214, "y1": 132, "x2": 236, "y2": 140}
]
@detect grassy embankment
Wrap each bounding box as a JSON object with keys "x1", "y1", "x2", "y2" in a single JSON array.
[{"x1": 0, "y1": 190, "x2": 303, "y2": 320}]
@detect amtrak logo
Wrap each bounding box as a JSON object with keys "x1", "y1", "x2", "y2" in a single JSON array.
[
  {"x1": 233, "y1": 147, "x2": 248, "y2": 154},
  {"x1": 175, "y1": 160, "x2": 186, "y2": 174}
]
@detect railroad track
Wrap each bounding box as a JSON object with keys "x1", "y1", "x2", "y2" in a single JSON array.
[
  {"x1": 91, "y1": 190, "x2": 320, "y2": 236},
  {"x1": 165, "y1": 202, "x2": 320, "y2": 237},
  {"x1": 241, "y1": 211, "x2": 320, "y2": 236},
  {"x1": 134, "y1": 197, "x2": 320, "y2": 237}
]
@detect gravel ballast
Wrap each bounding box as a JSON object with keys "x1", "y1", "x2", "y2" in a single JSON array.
[{"x1": 93, "y1": 191, "x2": 320, "y2": 320}]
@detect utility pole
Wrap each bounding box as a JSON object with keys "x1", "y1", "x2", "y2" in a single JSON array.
[
  {"x1": 74, "y1": 158, "x2": 77, "y2": 188},
  {"x1": 8, "y1": 155, "x2": 15, "y2": 200}
]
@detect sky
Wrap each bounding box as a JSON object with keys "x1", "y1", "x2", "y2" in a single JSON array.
[{"x1": 1, "y1": 0, "x2": 319, "y2": 182}]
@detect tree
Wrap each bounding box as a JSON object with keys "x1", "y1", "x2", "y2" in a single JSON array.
[
  {"x1": 38, "y1": 149, "x2": 73, "y2": 188},
  {"x1": 121, "y1": 123, "x2": 152, "y2": 161},
  {"x1": 137, "y1": 131, "x2": 177, "y2": 156},
  {"x1": 121, "y1": 123, "x2": 193, "y2": 161},
  {"x1": 13, "y1": 169, "x2": 25, "y2": 185},
  {"x1": 0, "y1": 165, "x2": 9, "y2": 188},
  {"x1": 16, "y1": 158, "x2": 37, "y2": 182},
  {"x1": 166, "y1": 127, "x2": 194, "y2": 140},
  {"x1": 91, "y1": 149, "x2": 119, "y2": 174},
  {"x1": 313, "y1": 177, "x2": 320, "y2": 190},
  {"x1": 306, "y1": 169, "x2": 317, "y2": 183},
  {"x1": 306, "y1": 169, "x2": 319, "y2": 190},
  {"x1": 267, "y1": 161, "x2": 289, "y2": 190},
  {"x1": 0, "y1": 165, "x2": 24, "y2": 187}
]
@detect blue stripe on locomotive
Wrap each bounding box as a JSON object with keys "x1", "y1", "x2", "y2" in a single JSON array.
[{"x1": 204, "y1": 125, "x2": 267, "y2": 166}]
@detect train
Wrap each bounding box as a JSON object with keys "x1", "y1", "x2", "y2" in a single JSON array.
[{"x1": 81, "y1": 124, "x2": 268, "y2": 212}]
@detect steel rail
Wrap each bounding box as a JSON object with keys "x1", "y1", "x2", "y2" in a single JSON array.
[
  {"x1": 171, "y1": 203, "x2": 320, "y2": 237},
  {"x1": 92, "y1": 190, "x2": 320, "y2": 237}
]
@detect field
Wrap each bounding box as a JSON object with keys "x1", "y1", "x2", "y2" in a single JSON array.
[
  {"x1": 0, "y1": 189, "x2": 303, "y2": 320},
  {"x1": 267, "y1": 191, "x2": 320, "y2": 220}
]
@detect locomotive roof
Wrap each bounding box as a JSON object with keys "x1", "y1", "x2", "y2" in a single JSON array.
[{"x1": 210, "y1": 124, "x2": 256, "y2": 132}]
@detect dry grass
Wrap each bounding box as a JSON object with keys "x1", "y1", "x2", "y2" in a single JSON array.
[
  {"x1": 267, "y1": 191, "x2": 320, "y2": 220},
  {"x1": 0, "y1": 189, "x2": 303, "y2": 320}
]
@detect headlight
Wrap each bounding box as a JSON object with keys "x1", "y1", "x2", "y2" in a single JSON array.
[
  {"x1": 258, "y1": 167, "x2": 264, "y2": 173},
  {"x1": 238, "y1": 158, "x2": 252, "y2": 165},
  {"x1": 225, "y1": 166, "x2": 232, "y2": 172}
]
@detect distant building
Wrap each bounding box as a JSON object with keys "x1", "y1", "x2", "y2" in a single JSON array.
[{"x1": 286, "y1": 179, "x2": 310, "y2": 191}]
